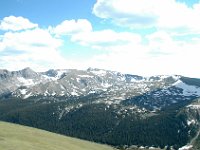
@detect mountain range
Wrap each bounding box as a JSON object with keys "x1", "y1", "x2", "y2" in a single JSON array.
[{"x1": 0, "y1": 67, "x2": 200, "y2": 150}]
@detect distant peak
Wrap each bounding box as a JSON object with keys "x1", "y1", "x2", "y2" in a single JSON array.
[
  {"x1": 21, "y1": 67, "x2": 34, "y2": 72},
  {"x1": 87, "y1": 67, "x2": 106, "y2": 72},
  {"x1": 45, "y1": 69, "x2": 58, "y2": 77},
  {"x1": 19, "y1": 67, "x2": 37, "y2": 78},
  {"x1": 0, "y1": 69, "x2": 9, "y2": 73},
  {"x1": 87, "y1": 67, "x2": 96, "y2": 71}
]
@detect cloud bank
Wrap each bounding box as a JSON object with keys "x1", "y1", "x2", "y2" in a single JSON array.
[
  {"x1": 0, "y1": 16, "x2": 38, "y2": 31},
  {"x1": 0, "y1": 0, "x2": 200, "y2": 78},
  {"x1": 93, "y1": 0, "x2": 200, "y2": 32}
]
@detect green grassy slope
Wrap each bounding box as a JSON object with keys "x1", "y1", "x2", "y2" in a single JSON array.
[{"x1": 0, "y1": 121, "x2": 115, "y2": 150}]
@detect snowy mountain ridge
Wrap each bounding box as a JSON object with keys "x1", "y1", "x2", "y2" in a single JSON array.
[{"x1": 0, "y1": 67, "x2": 200, "y2": 111}]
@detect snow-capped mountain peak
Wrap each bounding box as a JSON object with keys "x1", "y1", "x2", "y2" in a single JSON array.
[{"x1": 0, "y1": 68, "x2": 199, "y2": 111}]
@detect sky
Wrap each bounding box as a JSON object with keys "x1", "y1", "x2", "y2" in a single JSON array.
[{"x1": 0, "y1": 0, "x2": 200, "y2": 78}]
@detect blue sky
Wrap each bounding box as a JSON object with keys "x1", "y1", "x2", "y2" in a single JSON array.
[
  {"x1": 0, "y1": 0, "x2": 200, "y2": 78},
  {"x1": 0, "y1": 0, "x2": 99, "y2": 28}
]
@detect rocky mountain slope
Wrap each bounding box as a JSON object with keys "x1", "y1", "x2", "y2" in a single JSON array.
[
  {"x1": 0, "y1": 67, "x2": 200, "y2": 149},
  {"x1": 1, "y1": 67, "x2": 200, "y2": 110}
]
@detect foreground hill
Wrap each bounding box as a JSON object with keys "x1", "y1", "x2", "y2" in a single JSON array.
[{"x1": 0, "y1": 121, "x2": 115, "y2": 150}]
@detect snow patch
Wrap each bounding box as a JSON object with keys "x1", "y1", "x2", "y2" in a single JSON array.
[
  {"x1": 17, "y1": 77, "x2": 35, "y2": 86},
  {"x1": 101, "y1": 83, "x2": 111, "y2": 88},
  {"x1": 52, "y1": 92, "x2": 56, "y2": 96},
  {"x1": 42, "y1": 75, "x2": 57, "y2": 81},
  {"x1": 44, "y1": 90, "x2": 49, "y2": 96},
  {"x1": 130, "y1": 78, "x2": 137, "y2": 82},
  {"x1": 89, "y1": 90, "x2": 96, "y2": 94},
  {"x1": 56, "y1": 70, "x2": 67, "y2": 78},
  {"x1": 76, "y1": 78, "x2": 81, "y2": 82},
  {"x1": 20, "y1": 89, "x2": 27, "y2": 95},
  {"x1": 60, "y1": 85, "x2": 65, "y2": 90},
  {"x1": 172, "y1": 75, "x2": 181, "y2": 80},
  {"x1": 91, "y1": 70, "x2": 107, "y2": 76},
  {"x1": 78, "y1": 75, "x2": 93, "y2": 78},
  {"x1": 60, "y1": 91, "x2": 65, "y2": 96},
  {"x1": 71, "y1": 90, "x2": 79, "y2": 96},
  {"x1": 159, "y1": 75, "x2": 170, "y2": 79},
  {"x1": 118, "y1": 76, "x2": 126, "y2": 81},
  {"x1": 173, "y1": 80, "x2": 200, "y2": 96},
  {"x1": 23, "y1": 92, "x2": 32, "y2": 99},
  {"x1": 187, "y1": 104, "x2": 200, "y2": 109},
  {"x1": 179, "y1": 145, "x2": 193, "y2": 150},
  {"x1": 42, "y1": 70, "x2": 68, "y2": 80},
  {"x1": 187, "y1": 119, "x2": 196, "y2": 125}
]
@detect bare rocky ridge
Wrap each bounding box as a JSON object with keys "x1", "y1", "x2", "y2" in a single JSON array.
[{"x1": 0, "y1": 68, "x2": 200, "y2": 112}]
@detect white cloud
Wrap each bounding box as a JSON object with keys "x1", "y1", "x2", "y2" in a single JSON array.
[
  {"x1": 50, "y1": 19, "x2": 92, "y2": 36},
  {"x1": 93, "y1": 0, "x2": 200, "y2": 32},
  {"x1": 76, "y1": 30, "x2": 200, "y2": 78},
  {"x1": 71, "y1": 29, "x2": 142, "y2": 50},
  {"x1": 146, "y1": 31, "x2": 180, "y2": 55},
  {"x1": 0, "y1": 16, "x2": 199, "y2": 78},
  {"x1": 0, "y1": 16, "x2": 38, "y2": 31},
  {"x1": 0, "y1": 17, "x2": 95, "y2": 71},
  {"x1": 93, "y1": 0, "x2": 157, "y2": 28},
  {"x1": 0, "y1": 25, "x2": 68, "y2": 71},
  {"x1": 53, "y1": 17, "x2": 199, "y2": 78},
  {"x1": 0, "y1": 28, "x2": 62, "y2": 51},
  {"x1": 85, "y1": 48, "x2": 200, "y2": 78}
]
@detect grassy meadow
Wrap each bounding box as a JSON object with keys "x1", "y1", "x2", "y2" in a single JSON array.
[{"x1": 0, "y1": 121, "x2": 115, "y2": 150}]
